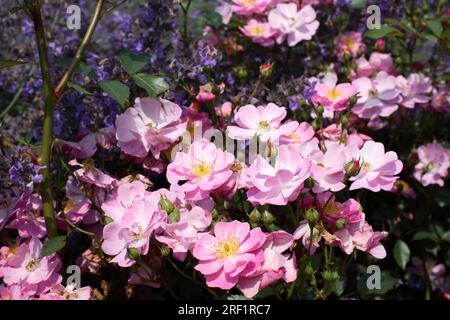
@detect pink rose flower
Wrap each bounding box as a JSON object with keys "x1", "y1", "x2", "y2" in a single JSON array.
[
  {"x1": 2, "y1": 238, "x2": 62, "y2": 292},
  {"x1": 240, "y1": 19, "x2": 277, "y2": 46},
  {"x1": 156, "y1": 206, "x2": 212, "y2": 261},
  {"x1": 243, "y1": 144, "x2": 311, "y2": 205},
  {"x1": 349, "y1": 140, "x2": 403, "y2": 192},
  {"x1": 430, "y1": 87, "x2": 450, "y2": 113},
  {"x1": 313, "y1": 81, "x2": 358, "y2": 112},
  {"x1": 69, "y1": 159, "x2": 115, "y2": 188},
  {"x1": 352, "y1": 71, "x2": 402, "y2": 119},
  {"x1": 101, "y1": 182, "x2": 164, "y2": 267},
  {"x1": 43, "y1": 283, "x2": 92, "y2": 300},
  {"x1": 167, "y1": 140, "x2": 235, "y2": 201},
  {"x1": 193, "y1": 221, "x2": 266, "y2": 290},
  {"x1": 238, "y1": 231, "x2": 297, "y2": 298},
  {"x1": 116, "y1": 97, "x2": 186, "y2": 159},
  {"x1": 268, "y1": 3, "x2": 319, "y2": 47},
  {"x1": 57, "y1": 126, "x2": 116, "y2": 159},
  {"x1": 414, "y1": 143, "x2": 450, "y2": 187},
  {"x1": 335, "y1": 31, "x2": 366, "y2": 58},
  {"x1": 293, "y1": 220, "x2": 321, "y2": 255},
  {"x1": 6, "y1": 194, "x2": 46, "y2": 238},
  {"x1": 279, "y1": 121, "x2": 315, "y2": 145},
  {"x1": 333, "y1": 220, "x2": 388, "y2": 259},
  {"x1": 396, "y1": 73, "x2": 432, "y2": 109},
  {"x1": 231, "y1": 0, "x2": 272, "y2": 16},
  {"x1": 227, "y1": 103, "x2": 287, "y2": 142}
]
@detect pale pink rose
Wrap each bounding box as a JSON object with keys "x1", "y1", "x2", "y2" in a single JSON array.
[
  {"x1": 57, "y1": 126, "x2": 116, "y2": 159},
  {"x1": 396, "y1": 73, "x2": 432, "y2": 109},
  {"x1": 69, "y1": 159, "x2": 115, "y2": 188},
  {"x1": 268, "y1": 3, "x2": 319, "y2": 47},
  {"x1": 279, "y1": 121, "x2": 315, "y2": 145},
  {"x1": 193, "y1": 221, "x2": 266, "y2": 290},
  {"x1": 316, "y1": 192, "x2": 364, "y2": 227},
  {"x1": 293, "y1": 220, "x2": 321, "y2": 255},
  {"x1": 62, "y1": 176, "x2": 95, "y2": 224},
  {"x1": 238, "y1": 231, "x2": 297, "y2": 298},
  {"x1": 227, "y1": 103, "x2": 287, "y2": 142},
  {"x1": 231, "y1": 0, "x2": 272, "y2": 16},
  {"x1": 414, "y1": 143, "x2": 450, "y2": 187},
  {"x1": 313, "y1": 81, "x2": 358, "y2": 112},
  {"x1": 349, "y1": 140, "x2": 403, "y2": 192},
  {"x1": 2, "y1": 238, "x2": 62, "y2": 293},
  {"x1": 116, "y1": 97, "x2": 186, "y2": 159},
  {"x1": 430, "y1": 87, "x2": 450, "y2": 113},
  {"x1": 196, "y1": 83, "x2": 225, "y2": 102},
  {"x1": 215, "y1": 101, "x2": 233, "y2": 117},
  {"x1": 335, "y1": 31, "x2": 366, "y2": 58},
  {"x1": 240, "y1": 19, "x2": 278, "y2": 46},
  {"x1": 0, "y1": 284, "x2": 31, "y2": 300},
  {"x1": 44, "y1": 283, "x2": 92, "y2": 300},
  {"x1": 6, "y1": 194, "x2": 46, "y2": 239},
  {"x1": 167, "y1": 140, "x2": 235, "y2": 201},
  {"x1": 333, "y1": 220, "x2": 387, "y2": 259},
  {"x1": 308, "y1": 143, "x2": 347, "y2": 193},
  {"x1": 243, "y1": 144, "x2": 311, "y2": 205},
  {"x1": 352, "y1": 71, "x2": 402, "y2": 119},
  {"x1": 101, "y1": 184, "x2": 164, "y2": 267},
  {"x1": 156, "y1": 206, "x2": 212, "y2": 261},
  {"x1": 354, "y1": 52, "x2": 394, "y2": 78},
  {"x1": 215, "y1": 3, "x2": 233, "y2": 24}
]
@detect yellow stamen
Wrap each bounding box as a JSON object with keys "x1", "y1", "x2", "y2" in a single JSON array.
[
  {"x1": 326, "y1": 88, "x2": 343, "y2": 101},
  {"x1": 192, "y1": 162, "x2": 213, "y2": 177},
  {"x1": 213, "y1": 236, "x2": 240, "y2": 259}
]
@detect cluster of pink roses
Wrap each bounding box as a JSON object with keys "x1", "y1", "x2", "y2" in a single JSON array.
[{"x1": 217, "y1": 1, "x2": 320, "y2": 47}]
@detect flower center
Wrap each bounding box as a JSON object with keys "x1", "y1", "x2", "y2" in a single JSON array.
[
  {"x1": 26, "y1": 260, "x2": 38, "y2": 272},
  {"x1": 258, "y1": 120, "x2": 270, "y2": 132},
  {"x1": 213, "y1": 236, "x2": 240, "y2": 259},
  {"x1": 323, "y1": 201, "x2": 341, "y2": 216},
  {"x1": 362, "y1": 162, "x2": 371, "y2": 171},
  {"x1": 243, "y1": 0, "x2": 255, "y2": 5},
  {"x1": 368, "y1": 89, "x2": 377, "y2": 98},
  {"x1": 130, "y1": 223, "x2": 144, "y2": 241},
  {"x1": 192, "y1": 162, "x2": 213, "y2": 177},
  {"x1": 250, "y1": 26, "x2": 265, "y2": 36},
  {"x1": 343, "y1": 38, "x2": 355, "y2": 49},
  {"x1": 326, "y1": 88, "x2": 343, "y2": 101}
]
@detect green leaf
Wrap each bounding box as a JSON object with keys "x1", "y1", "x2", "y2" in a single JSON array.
[
  {"x1": 0, "y1": 59, "x2": 26, "y2": 69},
  {"x1": 423, "y1": 34, "x2": 439, "y2": 43},
  {"x1": 67, "y1": 82, "x2": 92, "y2": 95},
  {"x1": 441, "y1": 231, "x2": 450, "y2": 242},
  {"x1": 99, "y1": 80, "x2": 130, "y2": 108},
  {"x1": 132, "y1": 73, "x2": 169, "y2": 97},
  {"x1": 55, "y1": 58, "x2": 94, "y2": 77},
  {"x1": 393, "y1": 239, "x2": 410, "y2": 270},
  {"x1": 412, "y1": 231, "x2": 439, "y2": 242},
  {"x1": 40, "y1": 236, "x2": 67, "y2": 258},
  {"x1": 365, "y1": 25, "x2": 399, "y2": 39},
  {"x1": 426, "y1": 19, "x2": 443, "y2": 38},
  {"x1": 119, "y1": 49, "x2": 150, "y2": 75}
]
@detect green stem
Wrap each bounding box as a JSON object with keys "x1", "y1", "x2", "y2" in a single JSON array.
[
  {"x1": 54, "y1": 0, "x2": 105, "y2": 98},
  {"x1": 30, "y1": 4, "x2": 58, "y2": 239}
]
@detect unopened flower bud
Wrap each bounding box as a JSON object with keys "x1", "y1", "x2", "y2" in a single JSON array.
[
  {"x1": 341, "y1": 114, "x2": 349, "y2": 126},
  {"x1": 127, "y1": 248, "x2": 140, "y2": 261},
  {"x1": 266, "y1": 223, "x2": 279, "y2": 232},
  {"x1": 322, "y1": 270, "x2": 339, "y2": 282},
  {"x1": 349, "y1": 95, "x2": 358, "y2": 106},
  {"x1": 305, "y1": 208, "x2": 319, "y2": 226},
  {"x1": 335, "y1": 218, "x2": 346, "y2": 230},
  {"x1": 168, "y1": 208, "x2": 180, "y2": 223},
  {"x1": 342, "y1": 51, "x2": 352, "y2": 61},
  {"x1": 305, "y1": 263, "x2": 314, "y2": 276},
  {"x1": 159, "y1": 196, "x2": 175, "y2": 214},
  {"x1": 316, "y1": 104, "x2": 324, "y2": 116},
  {"x1": 304, "y1": 177, "x2": 315, "y2": 189},
  {"x1": 260, "y1": 62, "x2": 273, "y2": 78},
  {"x1": 160, "y1": 245, "x2": 171, "y2": 257},
  {"x1": 262, "y1": 210, "x2": 275, "y2": 225},
  {"x1": 249, "y1": 208, "x2": 262, "y2": 223},
  {"x1": 344, "y1": 159, "x2": 361, "y2": 177}
]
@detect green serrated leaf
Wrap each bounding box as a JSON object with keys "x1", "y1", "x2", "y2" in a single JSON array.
[
  {"x1": 99, "y1": 80, "x2": 130, "y2": 108},
  {"x1": 40, "y1": 236, "x2": 66, "y2": 258},
  {"x1": 393, "y1": 239, "x2": 410, "y2": 270},
  {"x1": 132, "y1": 73, "x2": 169, "y2": 97},
  {"x1": 0, "y1": 59, "x2": 27, "y2": 69},
  {"x1": 426, "y1": 19, "x2": 443, "y2": 38},
  {"x1": 67, "y1": 82, "x2": 92, "y2": 95},
  {"x1": 119, "y1": 49, "x2": 150, "y2": 75}
]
